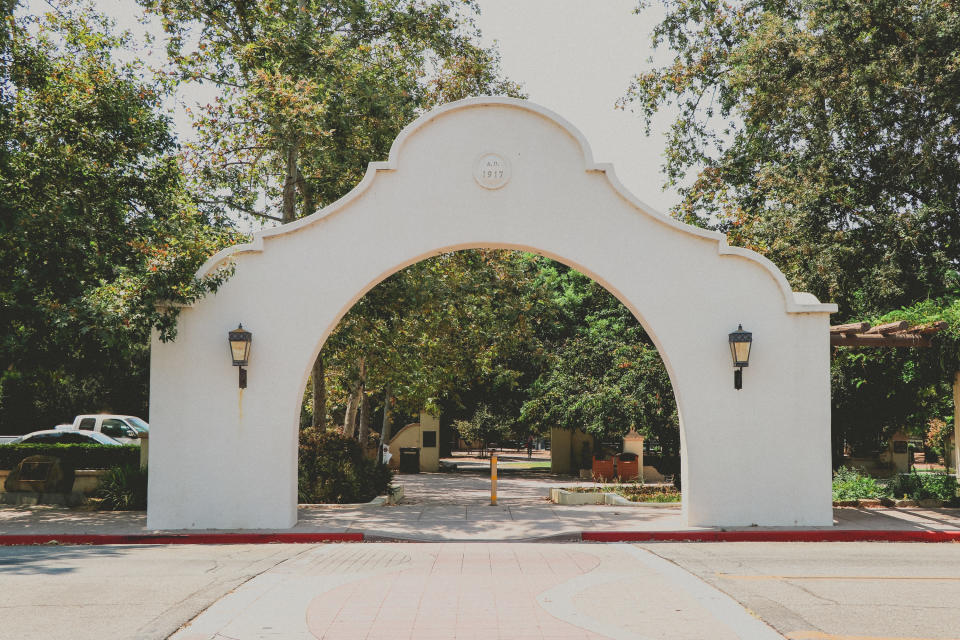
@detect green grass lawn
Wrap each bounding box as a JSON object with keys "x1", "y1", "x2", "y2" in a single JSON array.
[{"x1": 497, "y1": 460, "x2": 551, "y2": 468}]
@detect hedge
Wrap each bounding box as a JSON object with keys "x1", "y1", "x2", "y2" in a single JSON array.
[
  {"x1": 298, "y1": 428, "x2": 392, "y2": 504},
  {"x1": 0, "y1": 444, "x2": 139, "y2": 470}
]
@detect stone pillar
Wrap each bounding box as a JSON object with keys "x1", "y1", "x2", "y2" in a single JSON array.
[
  {"x1": 418, "y1": 411, "x2": 440, "y2": 472},
  {"x1": 550, "y1": 426, "x2": 572, "y2": 474},
  {"x1": 889, "y1": 429, "x2": 910, "y2": 474},
  {"x1": 623, "y1": 428, "x2": 644, "y2": 479},
  {"x1": 139, "y1": 431, "x2": 149, "y2": 470}
]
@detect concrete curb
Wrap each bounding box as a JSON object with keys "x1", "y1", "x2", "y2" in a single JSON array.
[
  {"x1": 582, "y1": 529, "x2": 960, "y2": 543},
  {"x1": 366, "y1": 485, "x2": 405, "y2": 506},
  {"x1": 3, "y1": 529, "x2": 959, "y2": 546},
  {"x1": 0, "y1": 532, "x2": 363, "y2": 546}
]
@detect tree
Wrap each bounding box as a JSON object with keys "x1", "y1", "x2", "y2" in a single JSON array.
[
  {"x1": 0, "y1": 5, "x2": 236, "y2": 432},
  {"x1": 519, "y1": 264, "x2": 679, "y2": 463},
  {"x1": 140, "y1": 0, "x2": 523, "y2": 223},
  {"x1": 622, "y1": 0, "x2": 960, "y2": 465},
  {"x1": 453, "y1": 404, "x2": 512, "y2": 457},
  {"x1": 142, "y1": 0, "x2": 524, "y2": 432},
  {"x1": 320, "y1": 249, "x2": 681, "y2": 464},
  {"x1": 621, "y1": 0, "x2": 960, "y2": 320},
  {"x1": 322, "y1": 250, "x2": 549, "y2": 442}
]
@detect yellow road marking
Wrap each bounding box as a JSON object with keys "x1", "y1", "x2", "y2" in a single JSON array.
[
  {"x1": 717, "y1": 572, "x2": 960, "y2": 582},
  {"x1": 787, "y1": 631, "x2": 960, "y2": 640}
]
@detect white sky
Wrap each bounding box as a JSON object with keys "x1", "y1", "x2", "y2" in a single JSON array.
[
  {"x1": 25, "y1": 0, "x2": 681, "y2": 215},
  {"x1": 473, "y1": 0, "x2": 679, "y2": 213}
]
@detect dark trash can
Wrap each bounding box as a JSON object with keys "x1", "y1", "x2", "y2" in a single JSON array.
[{"x1": 399, "y1": 447, "x2": 420, "y2": 474}]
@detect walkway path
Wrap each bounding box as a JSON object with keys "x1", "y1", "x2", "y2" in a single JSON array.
[{"x1": 171, "y1": 543, "x2": 781, "y2": 640}]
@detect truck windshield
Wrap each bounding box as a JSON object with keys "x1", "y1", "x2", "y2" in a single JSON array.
[{"x1": 126, "y1": 417, "x2": 149, "y2": 433}]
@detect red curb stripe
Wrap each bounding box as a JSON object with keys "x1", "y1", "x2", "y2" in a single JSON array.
[
  {"x1": 0, "y1": 532, "x2": 363, "y2": 546},
  {"x1": 581, "y1": 530, "x2": 960, "y2": 543}
]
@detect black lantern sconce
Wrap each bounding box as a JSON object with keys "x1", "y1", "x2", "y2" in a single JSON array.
[
  {"x1": 728, "y1": 324, "x2": 752, "y2": 390},
  {"x1": 228, "y1": 324, "x2": 252, "y2": 389}
]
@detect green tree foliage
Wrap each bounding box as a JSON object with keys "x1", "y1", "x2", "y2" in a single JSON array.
[
  {"x1": 622, "y1": 0, "x2": 960, "y2": 319},
  {"x1": 0, "y1": 5, "x2": 236, "y2": 432},
  {"x1": 140, "y1": 0, "x2": 524, "y2": 223},
  {"x1": 624, "y1": 0, "x2": 960, "y2": 462},
  {"x1": 452, "y1": 404, "x2": 512, "y2": 456},
  {"x1": 519, "y1": 264, "x2": 679, "y2": 458},
  {"x1": 321, "y1": 250, "x2": 680, "y2": 460},
  {"x1": 324, "y1": 250, "x2": 549, "y2": 420}
]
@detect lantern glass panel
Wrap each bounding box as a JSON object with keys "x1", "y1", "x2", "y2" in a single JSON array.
[
  {"x1": 732, "y1": 340, "x2": 751, "y2": 366},
  {"x1": 230, "y1": 339, "x2": 249, "y2": 365}
]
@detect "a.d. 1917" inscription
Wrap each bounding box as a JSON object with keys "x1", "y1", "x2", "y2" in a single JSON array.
[{"x1": 474, "y1": 153, "x2": 511, "y2": 189}]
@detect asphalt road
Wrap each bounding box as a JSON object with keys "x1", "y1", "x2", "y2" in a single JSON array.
[
  {"x1": 1, "y1": 542, "x2": 959, "y2": 639},
  {"x1": 0, "y1": 543, "x2": 308, "y2": 640},
  {"x1": 643, "y1": 542, "x2": 960, "y2": 640}
]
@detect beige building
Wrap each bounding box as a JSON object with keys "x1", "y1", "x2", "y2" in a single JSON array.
[{"x1": 387, "y1": 412, "x2": 440, "y2": 472}]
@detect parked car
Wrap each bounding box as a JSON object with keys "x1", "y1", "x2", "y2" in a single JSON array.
[
  {"x1": 55, "y1": 414, "x2": 148, "y2": 445},
  {"x1": 9, "y1": 429, "x2": 122, "y2": 445}
]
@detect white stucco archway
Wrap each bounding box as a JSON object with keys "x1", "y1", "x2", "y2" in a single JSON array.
[{"x1": 148, "y1": 97, "x2": 836, "y2": 531}]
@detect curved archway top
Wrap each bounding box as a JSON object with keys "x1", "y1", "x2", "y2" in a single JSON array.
[{"x1": 196, "y1": 96, "x2": 836, "y2": 315}]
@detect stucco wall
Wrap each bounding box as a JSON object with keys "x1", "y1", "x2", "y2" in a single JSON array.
[
  {"x1": 148, "y1": 97, "x2": 835, "y2": 530},
  {"x1": 550, "y1": 426, "x2": 595, "y2": 474},
  {"x1": 387, "y1": 413, "x2": 440, "y2": 472}
]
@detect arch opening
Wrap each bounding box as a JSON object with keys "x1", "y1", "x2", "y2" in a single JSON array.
[{"x1": 294, "y1": 248, "x2": 685, "y2": 510}]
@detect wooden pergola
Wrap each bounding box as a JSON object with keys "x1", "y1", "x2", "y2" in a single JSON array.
[
  {"x1": 830, "y1": 320, "x2": 947, "y2": 347},
  {"x1": 830, "y1": 320, "x2": 957, "y2": 475}
]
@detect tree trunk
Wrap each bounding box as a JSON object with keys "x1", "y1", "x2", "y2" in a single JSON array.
[
  {"x1": 311, "y1": 353, "x2": 326, "y2": 429},
  {"x1": 358, "y1": 390, "x2": 370, "y2": 445},
  {"x1": 282, "y1": 141, "x2": 299, "y2": 223},
  {"x1": 379, "y1": 384, "x2": 392, "y2": 463},
  {"x1": 343, "y1": 357, "x2": 366, "y2": 439},
  {"x1": 297, "y1": 167, "x2": 315, "y2": 218},
  {"x1": 342, "y1": 389, "x2": 358, "y2": 437}
]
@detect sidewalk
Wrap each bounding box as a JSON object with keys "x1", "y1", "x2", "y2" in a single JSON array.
[
  {"x1": 2, "y1": 471, "x2": 959, "y2": 543},
  {"x1": 2, "y1": 503, "x2": 960, "y2": 543}
]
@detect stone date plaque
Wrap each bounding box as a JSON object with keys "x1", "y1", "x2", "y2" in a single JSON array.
[{"x1": 474, "y1": 153, "x2": 511, "y2": 189}]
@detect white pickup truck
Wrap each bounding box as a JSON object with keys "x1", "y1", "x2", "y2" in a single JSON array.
[{"x1": 56, "y1": 414, "x2": 149, "y2": 445}]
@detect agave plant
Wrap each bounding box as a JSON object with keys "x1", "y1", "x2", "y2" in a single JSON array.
[{"x1": 95, "y1": 464, "x2": 148, "y2": 510}]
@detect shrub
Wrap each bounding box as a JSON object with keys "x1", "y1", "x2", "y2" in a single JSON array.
[
  {"x1": 832, "y1": 466, "x2": 884, "y2": 501},
  {"x1": 95, "y1": 464, "x2": 148, "y2": 510},
  {"x1": 888, "y1": 472, "x2": 958, "y2": 502},
  {"x1": 0, "y1": 444, "x2": 139, "y2": 470},
  {"x1": 298, "y1": 428, "x2": 392, "y2": 504}
]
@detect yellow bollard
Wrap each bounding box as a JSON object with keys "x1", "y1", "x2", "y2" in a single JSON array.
[{"x1": 490, "y1": 453, "x2": 498, "y2": 505}]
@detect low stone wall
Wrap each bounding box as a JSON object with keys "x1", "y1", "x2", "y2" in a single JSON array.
[
  {"x1": 0, "y1": 469, "x2": 107, "y2": 495},
  {"x1": 833, "y1": 498, "x2": 951, "y2": 508},
  {"x1": 549, "y1": 488, "x2": 636, "y2": 506}
]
